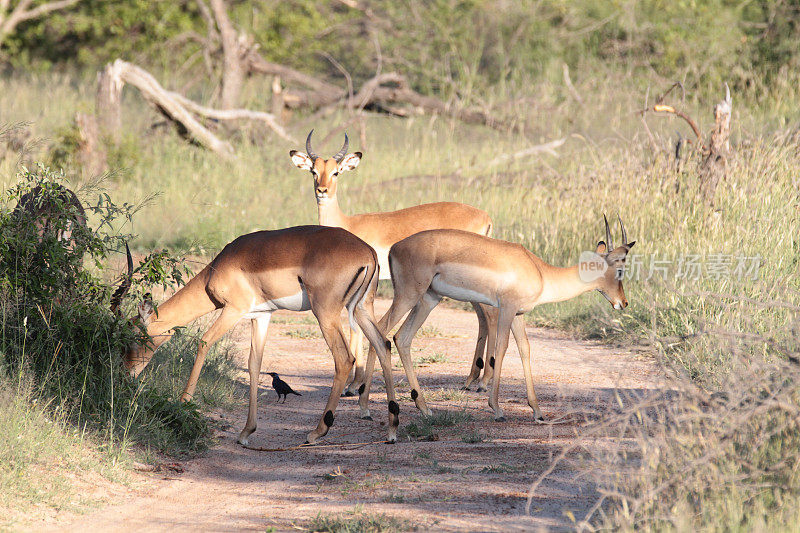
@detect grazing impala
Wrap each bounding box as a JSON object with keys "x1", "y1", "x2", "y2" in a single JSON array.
[
  {"x1": 121, "y1": 226, "x2": 399, "y2": 445},
  {"x1": 12, "y1": 183, "x2": 87, "y2": 246},
  {"x1": 358, "y1": 216, "x2": 635, "y2": 421},
  {"x1": 290, "y1": 130, "x2": 498, "y2": 398}
]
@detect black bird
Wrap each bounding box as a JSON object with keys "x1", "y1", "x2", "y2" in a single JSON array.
[{"x1": 267, "y1": 372, "x2": 302, "y2": 403}]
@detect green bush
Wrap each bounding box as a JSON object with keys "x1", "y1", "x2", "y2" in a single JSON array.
[{"x1": 0, "y1": 165, "x2": 218, "y2": 455}]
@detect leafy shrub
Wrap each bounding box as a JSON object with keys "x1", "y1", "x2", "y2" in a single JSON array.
[{"x1": 0, "y1": 165, "x2": 214, "y2": 455}]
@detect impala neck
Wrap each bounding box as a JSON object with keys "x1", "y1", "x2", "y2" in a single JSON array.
[
  {"x1": 536, "y1": 263, "x2": 598, "y2": 305},
  {"x1": 316, "y1": 195, "x2": 348, "y2": 227}
]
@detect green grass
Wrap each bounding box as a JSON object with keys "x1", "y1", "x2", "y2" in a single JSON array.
[
  {"x1": 414, "y1": 352, "x2": 448, "y2": 366},
  {"x1": 403, "y1": 410, "x2": 473, "y2": 440},
  {"x1": 425, "y1": 388, "x2": 466, "y2": 402},
  {"x1": 308, "y1": 508, "x2": 413, "y2": 533},
  {"x1": 460, "y1": 430, "x2": 486, "y2": 444},
  {"x1": 1, "y1": 69, "x2": 800, "y2": 530},
  {"x1": 283, "y1": 327, "x2": 322, "y2": 339},
  {"x1": 0, "y1": 378, "x2": 127, "y2": 527}
]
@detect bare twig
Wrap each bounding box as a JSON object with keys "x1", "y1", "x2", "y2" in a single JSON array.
[
  {"x1": 562, "y1": 63, "x2": 584, "y2": 105},
  {"x1": 483, "y1": 137, "x2": 567, "y2": 167},
  {"x1": 0, "y1": 0, "x2": 80, "y2": 45}
]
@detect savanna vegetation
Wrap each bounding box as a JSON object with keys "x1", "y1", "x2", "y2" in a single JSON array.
[{"x1": 1, "y1": 0, "x2": 799, "y2": 530}]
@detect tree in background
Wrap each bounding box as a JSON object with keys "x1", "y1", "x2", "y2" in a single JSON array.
[{"x1": 0, "y1": 0, "x2": 80, "y2": 50}]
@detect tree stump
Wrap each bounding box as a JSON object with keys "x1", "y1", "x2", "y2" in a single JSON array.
[{"x1": 699, "y1": 86, "x2": 732, "y2": 203}]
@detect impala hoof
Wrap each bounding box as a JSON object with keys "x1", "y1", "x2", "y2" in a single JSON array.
[
  {"x1": 386, "y1": 438, "x2": 396, "y2": 444},
  {"x1": 237, "y1": 437, "x2": 249, "y2": 446},
  {"x1": 476, "y1": 385, "x2": 487, "y2": 393},
  {"x1": 535, "y1": 415, "x2": 545, "y2": 422},
  {"x1": 460, "y1": 386, "x2": 471, "y2": 391},
  {"x1": 361, "y1": 415, "x2": 373, "y2": 421},
  {"x1": 495, "y1": 416, "x2": 507, "y2": 422},
  {"x1": 342, "y1": 390, "x2": 356, "y2": 397}
]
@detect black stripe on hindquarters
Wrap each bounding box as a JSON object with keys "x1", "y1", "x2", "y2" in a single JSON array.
[
  {"x1": 344, "y1": 266, "x2": 366, "y2": 297},
  {"x1": 476, "y1": 358, "x2": 484, "y2": 369},
  {"x1": 358, "y1": 383, "x2": 366, "y2": 395},
  {"x1": 411, "y1": 389, "x2": 418, "y2": 400},
  {"x1": 324, "y1": 410, "x2": 334, "y2": 427}
]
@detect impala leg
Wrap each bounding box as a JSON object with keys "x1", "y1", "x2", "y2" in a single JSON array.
[
  {"x1": 393, "y1": 291, "x2": 442, "y2": 416},
  {"x1": 238, "y1": 314, "x2": 271, "y2": 446},
  {"x1": 463, "y1": 303, "x2": 489, "y2": 390},
  {"x1": 357, "y1": 288, "x2": 426, "y2": 418},
  {"x1": 511, "y1": 315, "x2": 543, "y2": 421},
  {"x1": 343, "y1": 327, "x2": 365, "y2": 396},
  {"x1": 477, "y1": 306, "x2": 499, "y2": 392},
  {"x1": 353, "y1": 302, "x2": 399, "y2": 442},
  {"x1": 488, "y1": 310, "x2": 515, "y2": 421},
  {"x1": 181, "y1": 306, "x2": 244, "y2": 403},
  {"x1": 307, "y1": 315, "x2": 354, "y2": 444}
]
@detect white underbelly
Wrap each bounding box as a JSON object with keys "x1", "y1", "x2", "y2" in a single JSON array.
[
  {"x1": 242, "y1": 289, "x2": 311, "y2": 319},
  {"x1": 429, "y1": 275, "x2": 497, "y2": 307},
  {"x1": 374, "y1": 247, "x2": 391, "y2": 280}
]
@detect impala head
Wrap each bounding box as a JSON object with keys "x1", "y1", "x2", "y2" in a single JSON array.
[
  {"x1": 122, "y1": 293, "x2": 157, "y2": 375},
  {"x1": 589, "y1": 214, "x2": 635, "y2": 310},
  {"x1": 289, "y1": 130, "x2": 362, "y2": 203}
]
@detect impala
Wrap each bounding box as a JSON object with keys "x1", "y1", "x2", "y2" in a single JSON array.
[
  {"x1": 290, "y1": 130, "x2": 498, "y2": 399},
  {"x1": 121, "y1": 225, "x2": 399, "y2": 445},
  {"x1": 358, "y1": 215, "x2": 635, "y2": 421},
  {"x1": 12, "y1": 183, "x2": 87, "y2": 246}
]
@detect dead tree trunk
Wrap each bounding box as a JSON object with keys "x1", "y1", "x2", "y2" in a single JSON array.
[
  {"x1": 209, "y1": 0, "x2": 245, "y2": 109},
  {"x1": 96, "y1": 62, "x2": 123, "y2": 144},
  {"x1": 639, "y1": 83, "x2": 733, "y2": 204},
  {"x1": 699, "y1": 85, "x2": 732, "y2": 202},
  {"x1": 95, "y1": 59, "x2": 235, "y2": 158},
  {"x1": 94, "y1": 59, "x2": 294, "y2": 160},
  {"x1": 74, "y1": 112, "x2": 106, "y2": 177}
]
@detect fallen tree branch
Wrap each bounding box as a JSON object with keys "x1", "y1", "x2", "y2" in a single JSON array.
[
  {"x1": 169, "y1": 91, "x2": 296, "y2": 143},
  {"x1": 95, "y1": 59, "x2": 296, "y2": 160},
  {"x1": 484, "y1": 137, "x2": 567, "y2": 167},
  {"x1": 97, "y1": 59, "x2": 234, "y2": 158}
]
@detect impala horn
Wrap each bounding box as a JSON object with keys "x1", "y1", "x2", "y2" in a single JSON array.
[
  {"x1": 603, "y1": 214, "x2": 614, "y2": 251},
  {"x1": 305, "y1": 130, "x2": 318, "y2": 161},
  {"x1": 618, "y1": 215, "x2": 629, "y2": 246},
  {"x1": 110, "y1": 243, "x2": 133, "y2": 315},
  {"x1": 333, "y1": 133, "x2": 349, "y2": 163}
]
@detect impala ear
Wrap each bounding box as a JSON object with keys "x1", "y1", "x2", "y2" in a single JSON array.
[
  {"x1": 289, "y1": 150, "x2": 314, "y2": 171},
  {"x1": 337, "y1": 152, "x2": 362, "y2": 173},
  {"x1": 595, "y1": 241, "x2": 608, "y2": 255}
]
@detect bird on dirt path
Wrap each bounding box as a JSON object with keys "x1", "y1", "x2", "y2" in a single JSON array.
[{"x1": 267, "y1": 372, "x2": 302, "y2": 403}]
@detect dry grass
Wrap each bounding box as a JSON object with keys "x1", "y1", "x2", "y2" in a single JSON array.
[
  {"x1": 1, "y1": 71, "x2": 799, "y2": 529},
  {"x1": 529, "y1": 301, "x2": 800, "y2": 531}
]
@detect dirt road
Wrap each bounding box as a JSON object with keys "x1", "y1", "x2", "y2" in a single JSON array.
[{"x1": 48, "y1": 299, "x2": 656, "y2": 532}]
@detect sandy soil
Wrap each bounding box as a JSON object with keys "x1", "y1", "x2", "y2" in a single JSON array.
[{"x1": 43, "y1": 299, "x2": 657, "y2": 532}]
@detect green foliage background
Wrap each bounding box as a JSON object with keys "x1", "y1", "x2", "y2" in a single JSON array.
[{"x1": 4, "y1": 0, "x2": 800, "y2": 102}]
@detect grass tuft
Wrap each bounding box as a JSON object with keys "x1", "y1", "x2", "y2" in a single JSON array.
[{"x1": 308, "y1": 509, "x2": 413, "y2": 533}]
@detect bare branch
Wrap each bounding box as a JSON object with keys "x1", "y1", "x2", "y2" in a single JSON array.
[
  {"x1": 483, "y1": 138, "x2": 567, "y2": 167},
  {"x1": 14, "y1": 0, "x2": 77, "y2": 22},
  {"x1": 97, "y1": 60, "x2": 234, "y2": 158},
  {"x1": 562, "y1": 63, "x2": 584, "y2": 105},
  {"x1": 169, "y1": 90, "x2": 297, "y2": 143},
  {"x1": 0, "y1": 0, "x2": 80, "y2": 46}
]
